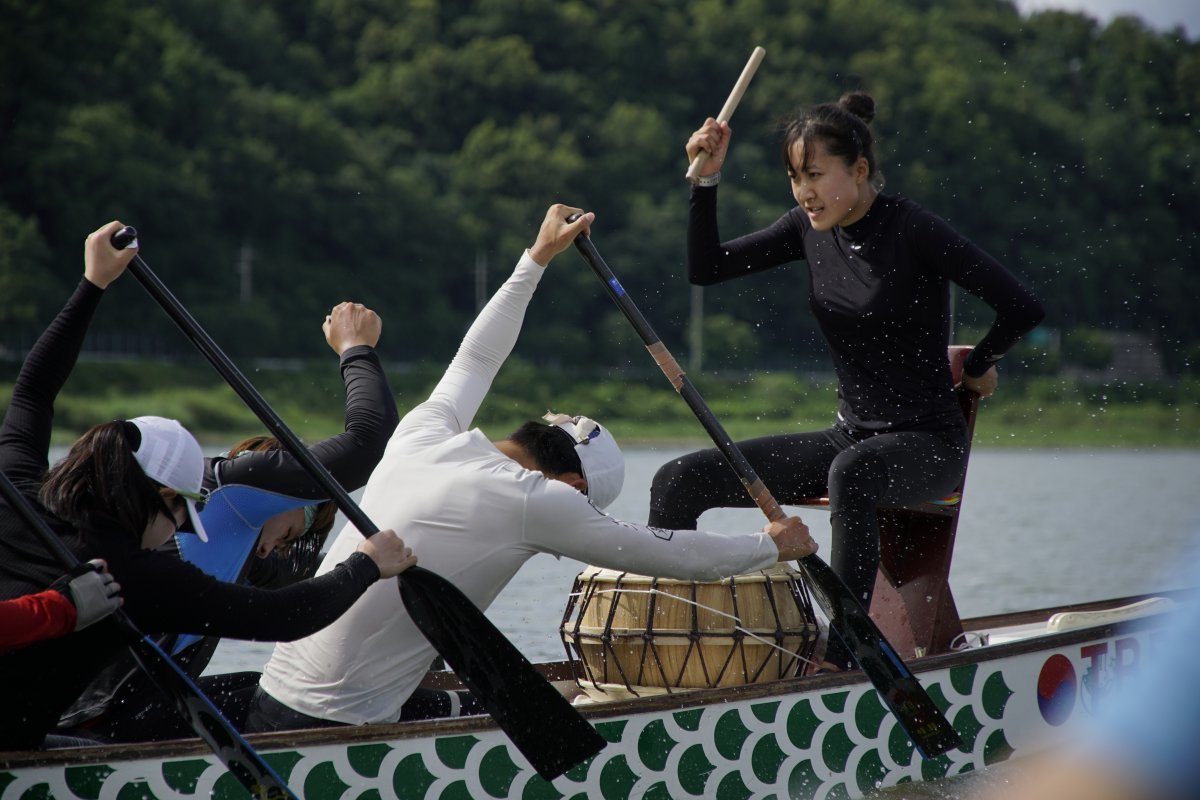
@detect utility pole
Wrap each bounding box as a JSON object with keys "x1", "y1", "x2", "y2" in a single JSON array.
[
  {"x1": 239, "y1": 242, "x2": 253, "y2": 304},
  {"x1": 475, "y1": 250, "x2": 487, "y2": 312}
]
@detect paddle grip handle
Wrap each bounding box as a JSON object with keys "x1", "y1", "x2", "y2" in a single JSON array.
[{"x1": 112, "y1": 226, "x2": 137, "y2": 249}]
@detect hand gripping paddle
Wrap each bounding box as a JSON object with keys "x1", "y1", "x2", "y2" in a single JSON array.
[{"x1": 0, "y1": 470, "x2": 298, "y2": 799}]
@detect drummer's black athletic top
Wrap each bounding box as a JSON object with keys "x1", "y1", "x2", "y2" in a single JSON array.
[
  {"x1": 688, "y1": 189, "x2": 1045, "y2": 433},
  {"x1": 656, "y1": 188, "x2": 1045, "y2": 670},
  {"x1": 0, "y1": 278, "x2": 382, "y2": 749}
]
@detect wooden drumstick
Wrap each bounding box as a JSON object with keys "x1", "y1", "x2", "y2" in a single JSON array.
[{"x1": 685, "y1": 46, "x2": 766, "y2": 183}]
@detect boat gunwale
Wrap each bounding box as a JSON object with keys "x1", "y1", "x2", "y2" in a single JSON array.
[{"x1": 0, "y1": 590, "x2": 1187, "y2": 770}]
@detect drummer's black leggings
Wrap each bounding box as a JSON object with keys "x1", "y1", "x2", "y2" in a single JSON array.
[{"x1": 648, "y1": 425, "x2": 966, "y2": 669}]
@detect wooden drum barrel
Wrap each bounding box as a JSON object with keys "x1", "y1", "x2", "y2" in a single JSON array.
[{"x1": 561, "y1": 564, "x2": 820, "y2": 697}]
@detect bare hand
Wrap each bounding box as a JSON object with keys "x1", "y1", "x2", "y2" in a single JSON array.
[
  {"x1": 84, "y1": 221, "x2": 138, "y2": 289},
  {"x1": 323, "y1": 302, "x2": 382, "y2": 354},
  {"x1": 767, "y1": 516, "x2": 817, "y2": 561},
  {"x1": 528, "y1": 204, "x2": 594, "y2": 267},
  {"x1": 686, "y1": 118, "x2": 731, "y2": 177},
  {"x1": 960, "y1": 366, "x2": 998, "y2": 398},
  {"x1": 356, "y1": 529, "x2": 418, "y2": 579}
]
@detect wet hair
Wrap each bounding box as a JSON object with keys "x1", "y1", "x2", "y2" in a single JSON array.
[
  {"x1": 39, "y1": 421, "x2": 165, "y2": 542},
  {"x1": 225, "y1": 434, "x2": 336, "y2": 572},
  {"x1": 506, "y1": 421, "x2": 583, "y2": 476},
  {"x1": 781, "y1": 90, "x2": 879, "y2": 182}
]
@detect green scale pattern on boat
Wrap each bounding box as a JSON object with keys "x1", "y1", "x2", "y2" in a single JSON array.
[{"x1": 2, "y1": 665, "x2": 1015, "y2": 800}]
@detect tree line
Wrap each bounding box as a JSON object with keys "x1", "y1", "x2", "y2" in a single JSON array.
[{"x1": 2, "y1": 0, "x2": 1196, "y2": 377}]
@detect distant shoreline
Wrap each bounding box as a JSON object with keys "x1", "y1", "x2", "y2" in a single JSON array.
[
  {"x1": 8, "y1": 359, "x2": 1198, "y2": 450},
  {"x1": 40, "y1": 410, "x2": 1200, "y2": 452}
]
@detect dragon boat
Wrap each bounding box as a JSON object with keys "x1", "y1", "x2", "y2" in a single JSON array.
[
  {"x1": 0, "y1": 590, "x2": 1179, "y2": 800},
  {"x1": 2, "y1": 346, "x2": 1186, "y2": 798}
]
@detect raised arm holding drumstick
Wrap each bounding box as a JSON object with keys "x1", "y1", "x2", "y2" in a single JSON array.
[
  {"x1": 656, "y1": 89, "x2": 1045, "y2": 673},
  {"x1": 685, "y1": 45, "x2": 766, "y2": 183}
]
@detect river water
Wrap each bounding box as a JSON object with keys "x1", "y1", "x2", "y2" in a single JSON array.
[{"x1": 202, "y1": 445, "x2": 1200, "y2": 798}]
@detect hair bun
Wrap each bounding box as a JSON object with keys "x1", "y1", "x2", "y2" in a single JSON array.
[{"x1": 838, "y1": 91, "x2": 876, "y2": 124}]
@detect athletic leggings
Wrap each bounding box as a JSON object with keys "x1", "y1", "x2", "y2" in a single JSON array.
[{"x1": 648, "y1": 425, "x2": 966, "y2": 669}]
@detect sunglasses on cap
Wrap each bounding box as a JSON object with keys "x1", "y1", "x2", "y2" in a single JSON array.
[
  {"x1": 542, "y1": 412, "x2": 603, "y2": 444},
  {"x1": 175, "y1": 486, "x2": 209, "y2": 513},
  {"x1": 157, "y1": 486, "x2": 209, "y2": 531}
]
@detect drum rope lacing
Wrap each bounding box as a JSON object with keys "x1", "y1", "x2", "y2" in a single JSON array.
[{"x1": 567, "y1": 586, "x2": 824, "y2": 669}]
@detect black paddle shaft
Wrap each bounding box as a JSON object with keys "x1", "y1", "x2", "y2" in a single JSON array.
[
  {"x1": 569, "y1": 224, "x2": 963, "y2": 759},
  {"x1": 0, "y1": 471, "x2": 297, "y2": 800},
  {"x1": 109, "y1": 227, "x2": 604, "y2": 780}
]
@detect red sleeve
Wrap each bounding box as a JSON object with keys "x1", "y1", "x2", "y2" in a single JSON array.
[{"x1": 0, "y1": 590, "x2": 76, "y2": 652}]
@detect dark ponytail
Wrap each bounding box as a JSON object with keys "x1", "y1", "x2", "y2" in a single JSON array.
[
  {"x1": 781, "y1": 90, "x2": 879, "y2": 182},
  {"x1": 838, "y1": 91, "x2": 876, "y2": 125},
  {"x1": 39, "y1": 420, "x2": 164, "y2": 541}
]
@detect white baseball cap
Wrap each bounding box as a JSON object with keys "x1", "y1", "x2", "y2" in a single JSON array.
[
  {"x1": 129, "y1": 416, "x2": 209, "y2": 542},
  {"x1": 543, "y1": 412, "x2": 625, "y2": 510}
]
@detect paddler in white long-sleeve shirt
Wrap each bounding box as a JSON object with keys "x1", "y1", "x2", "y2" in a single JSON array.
[{"x1": 245, "y1": 205, "x2": 817, "y2": 732}]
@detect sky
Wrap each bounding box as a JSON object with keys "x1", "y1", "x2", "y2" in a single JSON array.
[{"x1": 1013, "y1": 0, "x2": 1198, "y2": 38}]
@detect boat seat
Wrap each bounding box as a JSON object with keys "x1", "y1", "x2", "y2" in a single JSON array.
[
  {"x1": 796, "y1": 345, "x2": 979, "y2": 659},
  {"x1": 1046, "y1": 596, "x2": 1176, "y2": 633}
]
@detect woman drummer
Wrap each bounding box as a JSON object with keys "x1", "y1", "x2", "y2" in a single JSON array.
[{"x1": 650, "y1": 91, "x2": 1044, "y2": 671}]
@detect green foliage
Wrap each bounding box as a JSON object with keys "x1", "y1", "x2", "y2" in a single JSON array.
[
  {"x1": 1, "y1": 0, "x2": 1196, "y2": 381},
  {"x1": 973, "y1": 377, "x2": 1200, "y2": 448},
  {"x1": 1063, "y1": 326, "x2": 1115, "y2": 369},
  {"x1": 0, "y1": 208, "x2": 57, "y2": 330},
  {"x1": 4, "y1": 360, "x2": 1196, "y2": 448},
  {"x1": 696, "y1": 313, "x2": 762, "y2": 369}
]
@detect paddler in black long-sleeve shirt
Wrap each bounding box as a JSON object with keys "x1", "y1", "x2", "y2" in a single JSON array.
[
  {"x1": 649, "y1": 91, "x2": 1045, "y2": 672},
  {"x1": 56, "y1": 298, "x2": 401, "y2": 742},
  {"x1": 0, "y1": 221, "x2": 417, "y2": 750}
]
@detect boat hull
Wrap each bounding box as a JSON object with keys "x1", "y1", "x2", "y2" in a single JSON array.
[{"x1": 0, "y1": 604, "x2": 1169, "y2": 800}]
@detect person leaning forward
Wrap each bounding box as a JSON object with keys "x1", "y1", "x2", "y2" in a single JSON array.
[{"x1": 244, "y1": 204, "x2": 816, "y2": 733}]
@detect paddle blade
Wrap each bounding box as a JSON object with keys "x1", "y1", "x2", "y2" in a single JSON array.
[
  {"x1": 797, "y1": 556, "x2": 962, "y2": 758},
  {"x1": 399, "y1": 566, "x2": 605, "y2": 780},
  {"x1": 127, "y1": 635, "x2": 296, "y2": 799}
]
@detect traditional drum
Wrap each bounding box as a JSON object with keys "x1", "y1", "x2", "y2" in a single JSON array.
[{"x1": 561, "y1": 564, "x2": 820, "y2": 697}]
